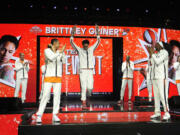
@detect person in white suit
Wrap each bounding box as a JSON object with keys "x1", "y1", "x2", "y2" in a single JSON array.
[
  {"x1": 173, "y1": 56, "x2": 180, "y2": 95},
  {"x1": 148, "y1": 42, "x2": 170, "y2": 121},
  {"x1": 35, "y1": 39, "x2": 66, "y2": 123},
  {"x1": 14, "y1": 53, "x2": 30, "y2": 103},
  {"x1": 39, "y1": 65, "x2": 50, "y2": 103},
  {"x1": 146, "y1": 58, "x2": 153, "y2": 102},
  {"x1": 70, "y1": 25, "x2": 100, "y2": 109},
  {"x1": 118, "y1": 56, "x2": 134, "y2": 105}
]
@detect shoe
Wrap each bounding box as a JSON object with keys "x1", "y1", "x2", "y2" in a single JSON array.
[
  {"x1": 22, "y1": 100, "x2": 25, "y2": 103},
  {"x1": 52, "y1": 115, "x2": 60, "y2": 123},
  {"x1": 162, "y1": 112, "x2": 171, "y2": 121},
  {"x1": 149, "y1": 97, "x2": 152, "y2": 102},
  {"x1": 117, "y1": 100, "x2": 123, "y2": 105},
  {"x1": 150, "y1": 113, "x2": 161, "y2": 119},
  {"x1": 128, "y1": 100, "x2": 132, "y2": 104},
  {"x1": 82, "y1": 101, "x2": 87, "y2": 110},
  {"x1": 36, "y1": 115, "x2": 42, "y2": 123}
]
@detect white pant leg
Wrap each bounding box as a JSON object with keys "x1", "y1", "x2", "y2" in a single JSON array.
[
  {"x1": 120, "y1": 79, "x2": 128, "y2": 100},
  {"x1": 21, "y1": 78, "x2": 28, "y2": 101},
  {"x1": 80, "y1": 70, "x2": 87, "y2": 101},
  {"x1": 177, "y1": 83, "x2": 180, "y2": 95},
  {"x1": 36, "y1": 83, "x2": 52, "y2": 116},
  {"x1": 52, "y1": 83, "x2": 61, "y2": 115},
  {"x1": 158, "y1": 79, "x2": 168, "y2": 113},
  {"x1": 87, "y1": 70, "x2": 94, "y2": 94},
  {"x1": 128, "y1": 79, "x2": 133, "y2": 100},
  {"x1": 165, "y1": 79, "x2": 169, "y2": 111},
  {"x1": 147, "y1": 79, "x2": 152, "y2": 98},
  {"x1": 14, "y1": 78, "x2": 22, "y2": 97},
  {"x1": 152, "y1": 80, "x2": 161, "y2": 114}
]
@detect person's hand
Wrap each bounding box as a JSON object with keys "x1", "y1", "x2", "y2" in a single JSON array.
[
  {"x1": 71, "y1": 26, "x2": 76, "y2": 36},
  {"x1": 23, "y1": 62, "x2": 29, "y2": 66},
  {"x1": 95, "y1": 24, "x2": 100, "y2": 36},
  {"x1": 147, "y1": 46, "x2": 154, "y2": 57},
  {"x1": 59, "y1": 44, "x2": 66, "y2": 53},
  {"x1": 48, "y1": 44, "x2": 52, "y2": 48}
]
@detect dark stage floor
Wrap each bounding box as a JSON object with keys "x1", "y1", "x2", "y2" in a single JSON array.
[{"x1": 18, "y1": 100, "x2": 180, "y2": 135}]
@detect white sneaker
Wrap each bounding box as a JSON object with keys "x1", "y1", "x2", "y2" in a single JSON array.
[
  {"x1": 149, "y1": 97, "x2": 152, "y2": 102},
  {"x1": 150, "y1": 113, "x2": 161, "y2": 119},
  {"x1": 162, "y1": 112, "x2": 171, "y2": 121},
  {"x1": 22, "y1": 100, "x2": 25, "y2": 103},
  {"x1": 36, "y1": 115, "x2": 42, "y2": 123},
  {"x1": 52, "y1": 115, "x2": 60, "y2": 123}
]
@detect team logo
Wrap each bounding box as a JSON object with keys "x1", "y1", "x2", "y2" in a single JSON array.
[{"x1": 30, "y1": 26, "x2": 42, "y2": 34}]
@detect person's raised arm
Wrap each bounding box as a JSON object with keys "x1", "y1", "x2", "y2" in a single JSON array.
[
  {"x1": 24, "y1": 61, "x2": 30, "y2": 72},
  {"x1": 152, "y1": 50, "x2": 168, "y2": 65},
  {"x1": 14, "y1": 60, "x2": 23, "y2": 72},
  {"x1": 70, "y1": 26, "x2": 80, "y2": 51},
  {"x1": 122, "y1": 62, "x2": 126, "y2": 72},
  {"x1": 130, "y1": 62, "x2": 134, "y2": 70},
  {"x1": 44, "y1": 49, "x2": 60, "y2": 61},
  {"x1": 91, "y1": 25, "x2": 101, "y2": 51}
]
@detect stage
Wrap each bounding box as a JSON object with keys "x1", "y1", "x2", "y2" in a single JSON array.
[{"x1": 18, "y1": 100, "x2": 180, "y2": 135}]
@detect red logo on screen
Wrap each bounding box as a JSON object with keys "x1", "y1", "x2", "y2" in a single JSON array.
[{"x1": 30, "y1": 26, "x2": 42, "y2": 34}]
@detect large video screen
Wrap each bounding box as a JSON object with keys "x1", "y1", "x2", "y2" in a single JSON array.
[
  {"x1": 39, "y1": 36, "x2": 113, "y2": 93},
  {"x1": 0, "y1": 24, "x2": 180, "y2": 103}
]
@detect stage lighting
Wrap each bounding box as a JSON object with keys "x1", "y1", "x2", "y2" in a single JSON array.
[
  {"x1": 84, "y1": 8, "x2": 87, "y2": 11},
  {"x1": 96, "y1": 8, "x2": 100, "y2": 11},
  {"x1": 30, "y1": 5, "x2": 33, "y2": 8},
  {"x1": 145, "y1": 9, "x2": 149, "y2": 13},
  {"x1": 64, "y1": 6, "x2": 68, "y2": 10},
  {"x1": 106, "y1": 8, "x2": 110, "y2": 12},
  {"x1": 53, "y1": 6, "x2": 57, "y2": 10},
  {"x1": 74, "y1": 6, "x2": 78, "y2": 10},
  {"x1": 116, "y1": 9, "x2": 120, "y2": 12}
]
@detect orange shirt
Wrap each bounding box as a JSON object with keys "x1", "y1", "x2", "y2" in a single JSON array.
[
  {"x1": 176, "y1": 80, "x2": 180, "y2": 83},
  {"x1": 44, "y1": 77, "x2": 61, "y2": 83}
]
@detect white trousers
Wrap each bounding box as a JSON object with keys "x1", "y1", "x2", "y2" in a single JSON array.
[
  {"x1": 14, "y1": 78, "x2": 28, "y2": 101},
  {"x1": 80, "y1": 69, "x2": 94, "y2": 101},
  {"x1": 152, "y1": 79, "x2": 169, "y2": 114},
  {"x1": 176, "y1": 83, "x2": 180, "y2": 95},
  {"x1": 120, "y1": 79, "x2": 133, "y2": 100},
  {"x1": 36, "y1": 82, "x2": 61, "y2": 116},
  {"x1": 146, "y1": 79, "x2": 152, "y2": 99}
]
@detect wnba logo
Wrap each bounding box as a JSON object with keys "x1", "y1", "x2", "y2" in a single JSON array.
[{"x1": 30, "y1": 26, "x2": 42, "y2": 34}]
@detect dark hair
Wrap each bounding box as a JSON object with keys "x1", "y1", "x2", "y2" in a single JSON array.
[
  {"x1": 47, "y1": 44, "x2": 52, "y2": 48},
  {"x1": 82, "y1": 40, "x2": 89, "y2": 45},
  {"x1": 169, "y1": 40, "x2": 180, "y2": 48},
  {"x1": 164, "y1": 40, "x2": 180, "y2": 55},
  {"x1": 51, "y1": 39, "x2": 59, "y2": 45},
  {"x1": 0, "y1": 35, "x2": 19, "y2": 49}
]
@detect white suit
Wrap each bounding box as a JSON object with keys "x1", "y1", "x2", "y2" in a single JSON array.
[
  {"x1": 173, "y1": 62, "x2": 180, "y2": 95},
  {"x1": 146, "y1": 58, "x2": 153, "y2": 100},
  {"x1": 36, "y1": 48, "x2": 65, "y2": 116},
  {"x1": 70, "y1": 36, "x2": 100, "y2": 101},
  {"x1": 14, "y1": 59, "x2": 30, "y2": 102},
  {"x1": 151, "y1": 49, "x2": 169, "y2": 114},
  {"x1": 120, "y1": 61, "x2": 134, "y2": 100},
  {"x1": 39, "y1": 65, "x2": 50, "y2": 102}
]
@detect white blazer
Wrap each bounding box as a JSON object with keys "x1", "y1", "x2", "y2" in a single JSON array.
[
  {"x1": 151, "y1": 49, "x2": 169, "y2": 79},
  {"x1": 122, "y1": 61, "x2": 134, "y2": 78},
  {"x1": 70, "y1": 35, "x2": 100, "y2": 69},
  {"x1": 44, "y1": 48, "x2": 65, "y2": 77},
  {"x1": 174, "y1": 62, "x2": 180, "y2": 80},
  {"x1": 15, "y1": 59, "x2": 30, "y2": 79}
]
